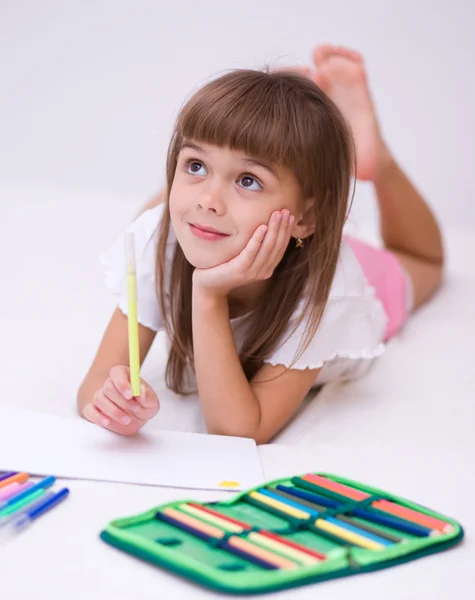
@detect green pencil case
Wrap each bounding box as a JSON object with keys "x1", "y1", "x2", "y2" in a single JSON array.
[{"x1": 100, "y1": 472, "x2": 464, "y2": 595}]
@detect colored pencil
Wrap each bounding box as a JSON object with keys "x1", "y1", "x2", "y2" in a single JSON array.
[
  {"x1": 272, "y1": 486, "x2": 402, "y2": 543},
  {"x1": 157, "y1": 507, "x2": 298, "y2": 570},
  {"x1": 0, "y1": 473, "x2": 29, "y2": 490},
  {"x1": 292, "y1": 477, "x2": 435, "y2": 537},
  {"x1": 189, "y1": 503, "x2": 326, "y2": 560},
  {"x1": 180, "y1": 504, "x2": 322, "y2": 566},
  {"x1": 157, "y1": 509, "x2": 277, "y2": 569},
  {"x1": 188, "y1": 504, "x2": 251, "y2": 529},
  {"x1": 258, "y1": 489, "x2": 391, "y2": 548},
  {"x1": 248, "y1": 491, "x2": 385, "y2": 550},
  {"x1": 302, "y1": 474, "x2": 450, "y2": 533}
]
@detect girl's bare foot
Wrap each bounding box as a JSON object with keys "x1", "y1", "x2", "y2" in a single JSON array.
[{"x1": 309, "y1": 45, "x2": 392, "y2": 181}]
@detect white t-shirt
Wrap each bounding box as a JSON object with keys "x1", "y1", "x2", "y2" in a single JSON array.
[{"x1": 100, "y1": 204, "x2": 388, "y2": 386}]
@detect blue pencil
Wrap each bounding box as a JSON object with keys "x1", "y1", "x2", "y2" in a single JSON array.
[
  {"x1": 258, "y1": 488, "x2": 392, "y2": 547},
  {"x1": 279, "y1": 484, "x2": 432, "y2": 537}
]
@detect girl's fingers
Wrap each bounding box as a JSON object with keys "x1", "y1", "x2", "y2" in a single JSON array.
[
  {"x1": 267, "y1": 211, "x2": 293, "y2": 267},
  {"x1": 83, "y1": 402, "x2": 104, "y2": 426},
  {"x1": 246, "y1": 212, "x2": 281, "y2": 273},
  {"x1": 236, "y1": 224, "x2": 268, "y2": 270},
  {"x1": 136, "y1": 383, "x2": 159, "y2": 410},
  {"x1": 83, "y1": 403, "x2": 144, "y2": 436},
  {"x1": 93, "y1": 390, "x2": 134, "y2": 426},
  {"x1": 102, "y1": 377, "x2": 142, "y2": 415},
  {"x1": 109, "y1": 367, "x2": 157, "y2": 412},
  {"x1": 252, "y1": 210, "x2": 289, "y2": 274},
  {"x1": 109, "y1": 366, "x2": 134, "y2": 400}
]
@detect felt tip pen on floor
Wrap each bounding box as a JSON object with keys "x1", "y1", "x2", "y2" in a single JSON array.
[
  {"x1": 0, "y1": 476, "x2": 55, "y2": 512},
  {"x1": 0, "y1": 488, "x2": 69, "y2": 540}
]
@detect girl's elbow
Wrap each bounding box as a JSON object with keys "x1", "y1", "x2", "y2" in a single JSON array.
[{"x1": 206, "y1": 423, "x2": 271, "y2": 445}]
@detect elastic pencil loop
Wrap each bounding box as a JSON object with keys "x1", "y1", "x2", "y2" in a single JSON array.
[
  {"x1": 209, "y1": 531, "x2": 235, "y2": 548},
  {"x1": 315, "y1": 507, "x2": 342, "y2": 520},
  {"x1": 354, "y1": 494, "x2": 387, "y2": 510},
  {"x1": 269, "y1": 525, "x2": 296, "y2": 535},
  {"x1": 345, "y1": 545, "x2": 361, "y2": 570},
  {"x1": 294, "y1": 516, "x2": 316, "y2": 532}
]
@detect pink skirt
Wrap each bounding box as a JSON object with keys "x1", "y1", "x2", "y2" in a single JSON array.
[{"x1": 344, "y1": 236, "x2": 413, "y2": 341}]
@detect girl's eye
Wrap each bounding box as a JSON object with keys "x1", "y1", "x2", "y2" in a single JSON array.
[
  {"x1": 238, "y1": 175, "x2": 262, "y2": 191},
  {"x1": 187, "y1": 161, "x2": 207, "y2": 176}
]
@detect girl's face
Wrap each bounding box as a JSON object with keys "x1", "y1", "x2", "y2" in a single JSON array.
[{"x1": 169, "y1": 141, "x2": 303, "y2": 269}]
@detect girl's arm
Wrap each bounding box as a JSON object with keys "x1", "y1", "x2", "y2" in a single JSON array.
[
  {"x1": 192, "y1": 211, "x2": 320, "y2": 444},
  {"x1": 77, "y1": 308, "x2": 156, "y2": 417},
  {"x1": 192, "y1": 291, "x2": 320, "y2": 444}
]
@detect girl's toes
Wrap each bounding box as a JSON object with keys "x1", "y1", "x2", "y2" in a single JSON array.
[
  {"x1": 312, "y1": 71, "x2": 330, "y2": 91},
  {"x1": 335, "y1": 46, "x2": 363, "y2": 62},
  {"x1": 312, "y1": 44, "x2": 335, "y2": 66}
]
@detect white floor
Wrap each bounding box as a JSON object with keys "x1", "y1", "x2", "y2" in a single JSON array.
[{"x1": 1, "y1": 181, "x2": 474, "y2": 597}]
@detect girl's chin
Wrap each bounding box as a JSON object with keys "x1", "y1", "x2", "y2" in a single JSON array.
[{"x1": 183, "y1": 251, "x2": 228, "y2": 270}]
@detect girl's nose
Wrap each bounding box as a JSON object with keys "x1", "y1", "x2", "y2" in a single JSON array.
[{"x1": 197, "y1": 191, "x2": 226, "y2": 215}]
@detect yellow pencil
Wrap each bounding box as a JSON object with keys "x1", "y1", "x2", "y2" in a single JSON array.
[
  {"x1": 178, "y1": 503, "x2": 321, "y2": 566},
  {"x1": 249, "y1": 491, "x2": 384, "y2": 551},
  {"x1": 125, "y1": 233, "x2": 141, "y2": 397}
]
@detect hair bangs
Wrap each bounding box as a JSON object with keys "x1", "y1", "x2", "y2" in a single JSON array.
[{"x1": 176, "y1": 70, "x2": 305, "y2": 170}]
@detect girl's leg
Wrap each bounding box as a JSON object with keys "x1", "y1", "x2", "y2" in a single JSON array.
[
  {"x1": 309, "y1": 44, "x2": 444, "y2": 309},
  {"x1": 373, "y1": 156, "x2": 444, "y2": 308}
]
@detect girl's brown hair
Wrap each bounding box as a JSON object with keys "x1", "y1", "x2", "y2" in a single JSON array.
[{"x1": 157, "y1": 69, "x2": 354, "y2": 393}]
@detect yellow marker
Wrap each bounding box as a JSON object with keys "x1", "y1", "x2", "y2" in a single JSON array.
[
  {"x1": 218, "y1": 481, "x2": 241, "y2": 488},
  {"x1": 125, "y1": 233, "x2": 141, "y2": 397}
]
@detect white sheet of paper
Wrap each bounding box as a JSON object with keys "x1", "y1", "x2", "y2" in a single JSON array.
[{"x1": 0, "y1": 406, "x2": 264, "y2": 491}]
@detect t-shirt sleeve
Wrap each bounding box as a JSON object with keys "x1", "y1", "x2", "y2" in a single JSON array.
[
  {"x1": 263, "y1": 240, "x2": 388, "y2": 372},
  {"x1": 99, "y1": 204, "x2": 169, "y2": 332}
]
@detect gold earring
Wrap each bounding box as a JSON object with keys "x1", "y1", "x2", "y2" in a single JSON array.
[{"x1": 295, "y1": 238, "x2": 304, "y2": 248}]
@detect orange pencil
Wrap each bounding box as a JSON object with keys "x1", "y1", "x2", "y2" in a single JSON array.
[
  {"x1": 0, "y1": 472, "x2": 29, "y2": 489},
  {"x1": 303, "y1": 474, "x2": 452, "y2": 533},
  {"x1": 160, "y1": 507, "x2": 298, "y2": 570}
]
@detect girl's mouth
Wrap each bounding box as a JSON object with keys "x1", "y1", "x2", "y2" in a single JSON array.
[{"x1": 188, "y1": 223, "x2": 230, "y2": 241}]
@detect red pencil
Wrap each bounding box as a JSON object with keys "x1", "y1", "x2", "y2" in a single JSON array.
[
  {"x1": 189, "y1": 502, "x2": 326, "y2": 560},
  {"x1": 303, "y1": 474, "x2": 451, "y2": 533}
]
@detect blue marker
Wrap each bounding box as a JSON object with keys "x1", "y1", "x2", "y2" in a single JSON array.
[
  {"x1": 0, "y1": 476, "x2": 56, "y2": 512},
  {"x1": 2, "y1": 488, "x2": 69, "y2": 536}
]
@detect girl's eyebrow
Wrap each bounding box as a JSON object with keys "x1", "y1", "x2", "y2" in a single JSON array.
[
  {"x1": 241, "y1": 158, "x2": 278, "y2": 179},
  {"x1": 180, "y1": 141, "x2": 278, "y2": 179},
  {"x1": 180, "y1": 141, "x2": 205, "y2": 154}
]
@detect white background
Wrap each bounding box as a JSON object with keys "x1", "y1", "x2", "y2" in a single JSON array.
[{"x1": 1, "y1": 0, "x2": 474, "y2": 226}]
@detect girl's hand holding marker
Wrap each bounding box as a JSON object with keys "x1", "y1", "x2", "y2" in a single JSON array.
[
  {"x1": 83, "y1": 232, "x2": 160, "y2": 435},
  {"x1": 82, "y1": 366, "x2": 159, "y2": 435}
]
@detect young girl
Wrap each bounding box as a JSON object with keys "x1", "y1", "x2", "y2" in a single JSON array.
[{"x1": 77, "y1": 45, "x2": 444, "y2": 444}]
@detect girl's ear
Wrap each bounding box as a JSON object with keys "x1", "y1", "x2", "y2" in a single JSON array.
[{"x1": 291, "y1": 198, "x2": 316, "y2": 240}]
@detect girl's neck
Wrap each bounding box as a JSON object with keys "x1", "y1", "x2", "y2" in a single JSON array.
[{"x1": 228, "y1": 280, "x2": 268, "y2": 319}]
